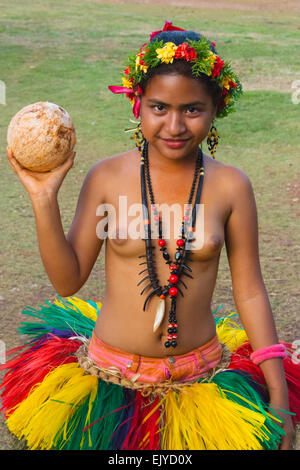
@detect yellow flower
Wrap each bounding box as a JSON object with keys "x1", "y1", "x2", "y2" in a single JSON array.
[
  {"x1": 156, "y1": 42, "x2": 177, "y2": 64},
  {"x1": 122, "y1": 77, "x2": 133, "y2": 89},
  {"x1": 141, "y1": 64, "x2": 149, "y2": 73},
  {"x1": 224, "y1": 95, "x2": 231, "y2": 105},
  {"x1": 135, "y1": 54, "x2": 149, "y2": 73},
  {"x1": 222, "y1": 77, "x2": 231, "y2": 90},
  {"x1": 204, "y1": 51, "x2": 217, "y2": 67}
]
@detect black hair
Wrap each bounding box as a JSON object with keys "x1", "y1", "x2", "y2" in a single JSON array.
[
  {"x1": 139, "y1": 30, "x2": 222, "y2": 110},
  {"x1": 150, "y1": 30, "x2": 217, "y2": 52}
]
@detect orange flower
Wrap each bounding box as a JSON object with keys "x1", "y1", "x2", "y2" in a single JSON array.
[{"x1": 174, "y1": 42, "x2": 197, "y2": 62}]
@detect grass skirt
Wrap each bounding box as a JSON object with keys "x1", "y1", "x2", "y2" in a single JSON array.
[{"x1": 1, "y1": 296, "x2": 299, "y2": 450}]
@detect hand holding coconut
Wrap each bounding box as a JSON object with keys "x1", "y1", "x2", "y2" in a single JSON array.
[
  {"x1": 7, "y1": 101, "x2": 76, "y2": 200},
  {"x1": 6, "y1": 102, "x2": 81, "y2": 296}
]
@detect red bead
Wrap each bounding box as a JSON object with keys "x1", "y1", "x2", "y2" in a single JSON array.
[
  {"x1": 169, "y1": 265, "x2": 178, "y2": 270},
  {"x1": 173, "y1": 323, "x2": 178, "y2": 327},
  {"x1": 168, "y1": 324, "x2": 173, "y2": 328},
  {"x1": 169, "y1": 287, "x2": 178, "y2": 296},
  {"x1": 172, "y1": 334, "x2": 178, "y2": 339},
  {"x1": 169, "y1": 274, "x2": 178, "y2": 284},
  {"x1": 167, "y1": 334, "x2": 172, "y2": 340},
  {"x1": 176, "y1": 239, "x2": 184, "y2": 247},
  {"x1": 158, "y1": 239, "x2": 166, "y2": 247}
]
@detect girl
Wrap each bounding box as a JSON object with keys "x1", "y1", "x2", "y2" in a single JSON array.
[{"x1": 2, "y1": 21, "x2": 299, "y2": 450}]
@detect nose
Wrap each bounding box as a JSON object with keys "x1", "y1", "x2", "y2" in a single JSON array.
[{"x1": 166, "y1": 111, "x2": 187, "y2": 137}]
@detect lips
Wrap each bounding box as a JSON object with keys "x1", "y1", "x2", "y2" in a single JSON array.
[{"x1": 161, "y1": 138, "x2": 189, "y2": 148}]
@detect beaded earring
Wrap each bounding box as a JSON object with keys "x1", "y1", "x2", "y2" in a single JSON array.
[
  {"x1": 133, "y1": 122, "x2": 145, "y2": 156},
  {"x1": 124, "y1": 121, "x2": 145, "y2": 156},
  {"x1": 207, "y1": 122, "x2": 219, "y2": 159}
]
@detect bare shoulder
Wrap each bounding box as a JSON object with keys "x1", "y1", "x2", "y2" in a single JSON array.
[
  {"x1": 84, "y1": 149, "x2": 139, "y2": 197},
  {"x1": 204, "y1": 153, "x2": 253, "y2": 197},
  {"x1": 88, "y1": 148, "x2": 138, "y2": 179}
]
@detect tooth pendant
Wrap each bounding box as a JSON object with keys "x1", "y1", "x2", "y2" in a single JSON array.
[{"x1": 153, "y1": 297, "x2": 165, "y2": 333}]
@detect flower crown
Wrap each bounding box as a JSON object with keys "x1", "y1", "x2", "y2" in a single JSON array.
[{"x1": 109, "y1": 21, "x2": 242, "y2": 119}]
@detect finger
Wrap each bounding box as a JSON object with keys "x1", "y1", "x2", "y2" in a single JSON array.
[
  {"x1": 7, "y1": 155, "x2": 17, "y2": 173},
  {"x1": 7, "y1": 146, "x2": 14, "y2": 163},
  {"x1": 53, "y1": 151, "x2": 76, "y2": 174},
  {"x1": 280, "y1": 433, "x2": 293, "y2": 450},
  {"x1": 64, "y1": 151, "x2": 76, "y2": 167},
  {"x1": 65, "y1": 150, "x2": 76, "y2": 161},
  {"x1": 10, "y1": 158, "x2": 24, "y2": 174},
  {"x1": 7, "y1": 147, "x2": 24, "y2": 172},
  {"x1": 68, "y1": 150, "x2": 76, "y2": 167},
  {"x1": 7, "y1": 152, "x2": 20, "y2": 173},
  {"x1": 7, "y1": 146, "x2": 17, "y2": 161}
]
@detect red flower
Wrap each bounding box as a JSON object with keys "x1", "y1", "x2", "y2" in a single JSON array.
[
  {"x1": 211, "y1": 56, "x2": 224, "y2": 78},
  {"x1": 149, "y1": 20, "x2": 186, "y2": 41},
  {"x1": 131, "y1": 86, "x2": 143, "y2": 118},
  {"x1": 108, "y1": 84, "x2": 143, "y2": 119},
  {"x1": 174, "y1": 42, "x2": 197, "y2": 62},
  {"x1": 124, "y1": 67, "x2": 131, "y2": 76},
  {"x1": 138, "y1": 49, "x2": 146, "y2": 59},
  {"x1": 229, "y1": 80, "x2": 237, "y2": 88},
  {"x1": 140, "y1": 43, "x2": 149, "y2": 52}
]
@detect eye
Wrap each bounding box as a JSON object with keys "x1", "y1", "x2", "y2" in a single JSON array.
[
  {"x1": 153, "y1": 104, "x2": 165, "y2": 112},
  {"x1": 186, "y1": 106, "x2": 200, "y2": 114}
]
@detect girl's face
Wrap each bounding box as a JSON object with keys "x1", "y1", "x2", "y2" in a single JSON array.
[{"x1": 140, "y1": 73, "x2": 217, "y2": 162}]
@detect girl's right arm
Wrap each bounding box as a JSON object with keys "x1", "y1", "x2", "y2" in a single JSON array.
[{"x1": 7, "y1": 147, "x2": 107, "y2": 297}]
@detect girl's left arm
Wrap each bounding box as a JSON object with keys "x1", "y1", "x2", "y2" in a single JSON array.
[{"x1": 224, "y1": 165, "x2": 294, "y2": 449}]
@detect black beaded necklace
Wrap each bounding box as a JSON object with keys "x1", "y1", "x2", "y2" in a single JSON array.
[{"x1": 138, "y1": 140, "x2": 205, "y2": 349}]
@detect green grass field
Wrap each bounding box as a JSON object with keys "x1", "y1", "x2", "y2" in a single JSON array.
[{"x1": 0, "y1": 0, "x2": 299, "y2": 450}]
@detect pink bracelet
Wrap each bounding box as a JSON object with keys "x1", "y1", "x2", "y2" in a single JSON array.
[{"x1": 250, "y1": 344, "x2": 287, "y2": 366}]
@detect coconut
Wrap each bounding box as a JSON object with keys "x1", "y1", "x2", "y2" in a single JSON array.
[{"x1": 7, "y1": 101, "x2": 76, "y2": 172}]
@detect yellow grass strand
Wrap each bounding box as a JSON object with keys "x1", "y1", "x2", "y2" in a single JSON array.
[
  {"x1": 161, "y1": 384, "x2": 272, "y2": 450},
  {"x1": 53, "y1": 296, "x2": 99, "y2": 323},
  {"x1": 216, "y1": 314, "x2": 248, "y2": 351},
  {"x1": 6, "y1": 363, "x2": 98, "y2": 450}
]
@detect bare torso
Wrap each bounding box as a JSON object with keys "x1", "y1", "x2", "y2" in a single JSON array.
[{"x1": 94, "y1": 148, "x2": 231, "y2": 357}]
